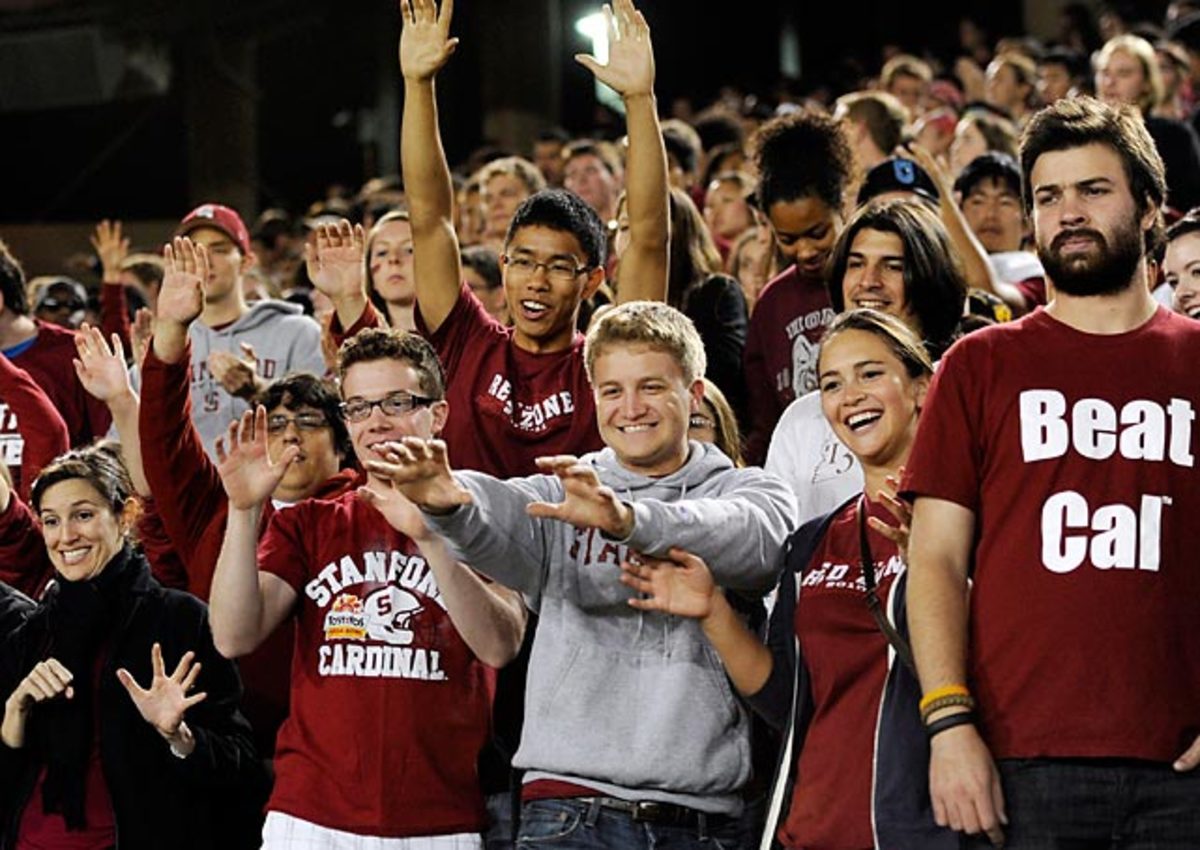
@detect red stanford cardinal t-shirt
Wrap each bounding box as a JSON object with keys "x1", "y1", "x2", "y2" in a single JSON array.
[
  {"x1": 904, "y1": 307, "x2": 1200, "y2": 763},
  {"x1": 781, "y1": 497, "x2": 901, "y2": 850},
  {"x1": 416, "y1": 284, "x2": 603, "y2": 477},
  {"x1": 258, "y1": 489, "x2": 494, "y2": 837}
]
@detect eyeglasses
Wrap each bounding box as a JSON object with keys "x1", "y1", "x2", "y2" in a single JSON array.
[
  {"x1": 502, "y1": 254, "x2": 590, "y2": 285},
  {"x1": 266, "y1": 412, "x2": 329, "y2": 433},
  {"x1": 340, "y1": 391, "x2": 435, "y2": 423}
]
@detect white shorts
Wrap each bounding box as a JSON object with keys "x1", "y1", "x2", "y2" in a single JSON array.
[{"x1": 262, "y1": 812, "x2": 483, "y2": 850}]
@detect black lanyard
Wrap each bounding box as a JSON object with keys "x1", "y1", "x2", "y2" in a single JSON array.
[{"x1": 858, "y1": 495, "x2": 918, "y2": 677}]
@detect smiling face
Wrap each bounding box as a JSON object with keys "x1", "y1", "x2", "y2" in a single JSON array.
[
  {"x1": 593, "y1": 344, "x2": 704, "y2": 477},
  {"x1": 818, "y1": 328, "x2": 926, "y2": 472},
  {"x1": 840, "y1": 228, "x2": 921, "y2": 334},
  {"x1": 1163, "y1": 231, "x2": 1200, "y2": 319},
  {"x1": 38, "y1": 478, "x2": 128, "y2": 583},
  {"x1": 368, "y1": 219, "x2": 416, "y2": 306},
  {"x1": 341, "y1": 359, "x2": 447, "y2": 484},
  {"x1": 766, "y1": 196, "x2": 843, "y2": 277},
  {"x1": 502, "y1": 225, "x2": 602, "y2": 353},
  {"x1": 267, "y1": 404, "x2": 342, "y2": 503}
]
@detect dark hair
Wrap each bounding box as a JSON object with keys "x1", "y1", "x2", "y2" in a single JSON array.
[
  {"x1": 1165, "y1": 207, "x2": 1200, "y2": 243},
  {"x1": 751, "y1": 109, "x2": 854, "y2": 212},
  {"x1": 563, "y1": 139, "x2": 621, "y2": 176},
  {"x1": 693, "y1": 110, "x2": 745, "y2": 153},
  {"x1": 700, "y1": 142, "x2": 747, "y2": 189},
  {"x1": 818, "y1": 308, "x2": 935, "y2": 381},
  {"x1": 1039, "y1": 47, "x2": 1087, "y2": 79},
  {"x1": 954, "y1": 152, "x2": 1023, "y2": 198},
  {"x1": 959, "y1": 109, "x2": 1020, "y2": 160},
  {"x1": 662, "y1": 126, "x2": 699, "y2": 176},
  {"x1": 1019, "y1": 96, "x2": 1166, "y2": 220},
  {"x1": 825, "y1": 199, "x2": 968, "y2": 358},
  {"x1": 461, "y1": 245, "x2": 502, "y2": 289},
  {"x1": 505, "y1": 189, "x2": 608, "y2": 270},
  {"x1": 536, "y1": 126, "x2": 570, "y2": 145},
  {"x1": 0, "y1": 240, "x2": 29, "y2": 316},
  {"x1": 31, "y1": 442, "x2": 134, "y2": 516},
  {"x1": 336, "y1": 327, "x2": 446, "y2": 400},
  {"x1": 121, "y1": 257, "x2": 165, "y2": 291},
  {"x1": 259, "y1": 372, "x2": 352, "y2": 459}
]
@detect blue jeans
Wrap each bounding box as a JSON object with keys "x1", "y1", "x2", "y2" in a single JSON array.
[
  {"x1": 485, "y1": 791, "x2": 518, "y2": 850},
  {"x1": 516, "y1": 798, "x2": 744, "y2": 850},
  {"x1": 962, "y1": 758, "x2": 1200, "y2": 849}
]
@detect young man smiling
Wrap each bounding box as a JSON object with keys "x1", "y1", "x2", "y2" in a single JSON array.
[
  {"x1": 366, "y1": 301, "x2": 797, "y2": 850},
  {"x1": 905, "y1": 96, "x2": 1200, "y2": 848}
]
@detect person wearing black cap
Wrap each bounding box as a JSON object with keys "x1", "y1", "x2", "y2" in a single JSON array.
[{"x1": 956, "y1": 152, "x2": 1048, "y2": 312}]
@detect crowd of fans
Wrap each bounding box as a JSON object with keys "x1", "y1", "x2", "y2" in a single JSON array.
[{"x1": 2, "y1": 0, "x2": 1200, "y2": 848}]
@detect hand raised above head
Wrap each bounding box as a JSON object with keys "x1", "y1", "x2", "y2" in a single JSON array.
[
  {"x1": 398, "y1": 0, "x2": 459, "y2": 82},
  {"x1": 574, "y1": 0, "x2": 655, "y2": 99},
  {"x1": 157, "y1": 237, "x2": 208, "y2": 328},
  {"x1": 306, "y1": 219, "x2": 366, "y2": 301},
  {"x1": 90, "y1": 219, "x2": 130, "y2": 281}
]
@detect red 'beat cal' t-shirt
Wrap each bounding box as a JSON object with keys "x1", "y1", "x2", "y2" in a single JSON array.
[
  {"x1": 257, "y1": 489, "x2": 494, "y2": 837},
  {"x1": 417, "y1": 284, "x2": 603, "y2": 477},
  {"x1": 781, "y1": 497, "x2": 901, "y2": 850},
  {"x1": 904, "y1": 307, "x2": 1200, "y2": 763}
]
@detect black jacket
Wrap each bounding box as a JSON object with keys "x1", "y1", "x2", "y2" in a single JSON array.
[{"x1": 0, "y1": 551, "x2": 269, "y2": 850}]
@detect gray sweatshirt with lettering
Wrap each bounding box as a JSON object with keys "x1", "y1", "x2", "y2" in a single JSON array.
[{"x1": 425, "y1": 441, "x2": 797, "y2": 814}]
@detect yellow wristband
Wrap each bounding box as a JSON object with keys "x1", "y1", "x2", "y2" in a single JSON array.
[{"x1": 919, "y1": 684, "x2": 971, "y2": 714}]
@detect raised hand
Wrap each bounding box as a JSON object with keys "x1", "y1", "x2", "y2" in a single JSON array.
[
  {"x1": 90, "y1": 219, "x2": 130, "y2": 282},
  {"x1": 362, "y1": 436, "x2": 472, "y2": 512},
  {"x1": 209, "y1": 342, "x2": 260, "y2": 400},
  {"x1": 526, "y1": 455, "x2": 634, "y2": 537},
  {"x1": 215, "y1": 407, "x2": 300, "y2": 510},
  {"x1": 620, "y1": 548, "x2": 717, "y2": 619},
  {"x1": 305, "y1": 220, "x2": 366, "y2": 302},
  {"x1": 116, "y1": 642, "x2": 206, "y2": 740},
  {"x1": 903, "y1": 141, "x2": 954, "y2": 200},
  {"x1": 157, "y1": 237, "x2": 207, "y2": 329},
  {"x1": 867, "y1": 469, "x2": 912, "y2": 561},
  {"x1": 399, "y1": 0, "x2": 458, "y2": 82},
  {"x1": 574, "y1": 0, "x2": 655, "y2": 98},
  {"x1": 73, "y1": 323, "x2": 135, "y2": 406},
  {"x1": 130, "y1": 307, "x2": 154, "y2": 368},
  {"x1": 358, "y1": 482, "x2": 433, "y2": 541}
]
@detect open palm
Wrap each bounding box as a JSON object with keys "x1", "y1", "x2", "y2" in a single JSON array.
[
  {"x1": 574, "y1": 0, "x2": 654, "y2": 98},
  {"x1": 157, "y1": 237, "x2": 207, "y2": 327},
  {"x1": 73, "y1": 323, "x2": 133, "y2": 404},
  {"x1": 215, "y1": 407, "x2": 298, "y2": 510},
  {"x1": 116, "y1": 643, "x2": 206, "y2": 739},
  {"x1": 399, "y1": 0, "x2": 458, "y2": 81},
  {"x1": 306, "y1": 220, "x2": 366, "y2": 300},
  {"x1": 620, "y1": 549, "x2": 716, "y2": 619}
]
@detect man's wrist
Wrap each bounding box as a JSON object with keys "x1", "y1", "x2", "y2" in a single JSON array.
[
  {"x1": 163, "y1": 720, "x2": 195, "y2": 758},
  {"x1": 610, "y1": 501, "x2": 635, "y2": 540},
  {"x1": 622, "y1": 91, "x2": 655, "y2": 103}
]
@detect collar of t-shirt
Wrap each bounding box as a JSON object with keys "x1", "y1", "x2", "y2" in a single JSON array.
[{"x1": 2, "y1": 335, "x2": 38, "y2": 358}]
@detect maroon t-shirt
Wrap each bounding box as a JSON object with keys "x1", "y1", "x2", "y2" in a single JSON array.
[
  {"x1": 743, "y1": 266, "x2": 835, "y2": 465},
  {"x1": 904, "y1": 306, "x2": 1200, "y2": 762},
  {"x1": 259, "y1": 489, "x2": 493, "y2": 837},
  {"x1": 1, "y1": 322, "x2": 111, "y2": 494},
  {"x1": 416, "y1": 284, "x2": 603, "y2": 477},
  {"x1": 780, "y1": 498, "x2": 901, "y2": 850}
]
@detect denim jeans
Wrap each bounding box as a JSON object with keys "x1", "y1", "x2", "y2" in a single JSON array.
[
  {"x1": 516, "y1": 798, "x2": 744, "y2": 850},
  {"x1": 485, "y1": 790, "x2": 517, "y2": 850},
  {"x1": 962, "y1": 758, "x2": 1200, "y2": 850}
]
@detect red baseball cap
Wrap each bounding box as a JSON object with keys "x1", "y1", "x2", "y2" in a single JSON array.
[{"x1": 176, "y1": 203, "x2": 252, "y2": 254}]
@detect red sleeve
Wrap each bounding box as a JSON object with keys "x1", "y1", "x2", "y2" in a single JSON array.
[
  {"x1": 1014, "y1": 276, "x2": 1047, "y2": 311},
  {"x1": 99, "y1": 283, "x2": 132, "y2": 352},
  {"x1": 742, "y1": 311, "x2": 778, "y2": 467},
  {"x1": 326, "y1": 301, "x2": 383, "y2": 351},
  {"x1": 0, "y1": 491, "x2": 53, "y2": 599},
  {"x1": 0, "y1": 354, "x2": 70, "y2": 502},
  {"x1": 900, "y1": 340, "x2": 985, "y2": 512},
  {"x1": 138, "y1": 495, "x2": 190, "y2": 590},
  {"x1": 138, "y1": 342, "x2": 228, "y2": 563},
  {"x1": 257, "y1": 502, "x2": 311, "y2": 591},
  {"x1": 415, "y1": 282, "x2": 502, "y2": 376}
]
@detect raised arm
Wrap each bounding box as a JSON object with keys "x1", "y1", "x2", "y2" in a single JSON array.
[
  {"x1": 360, "y1": 482, "x2": 527, "y2": 667},
  {"x1": 152, "y1": 237, "x2": 207, "y2": 367},
  {"x1": 399, "y1": 0, "x2": 463, "y2": 333},
  {"x1": 210, "y1": 408, "x2": 299, "y2": 658},
  {"x1": 306, "y1": 220, "x2": 370, "y2": 333},
  {"x1": 907, "y1": 495, "x2": 1007, "y2": 846},
  {"x1": 73, "y1": 324, "x2": 149, "y2": 496},
  {"x1": 576, "y1": 0, "x2": 668, "y2": 303},
  {"x1": 91, "y1": 219, "x2": 133, "y2": 349}
]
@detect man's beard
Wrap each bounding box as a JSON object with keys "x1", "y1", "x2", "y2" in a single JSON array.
[{"x1": 1037, "y1": 218, "x2": 1144, "y2": 297}]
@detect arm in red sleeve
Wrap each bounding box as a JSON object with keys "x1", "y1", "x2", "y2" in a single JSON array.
[
  {"x1": 742, "y1": 323, "x2": 779, "y2": 468},
  {"x1": 325, "y1": 300, "x2": 382, "y2": 351},
  {"x1": 138, "y1": 342, "x2": 228, "y2": 587},
  {"x1": 138, "y1": 495, "x2": 191, "y2": 590},
  {"x1": 100, "y1": 282, "x2": 132, "y2": 352},
  {"x1": 0, "y1": 491, "x2": 53, "y2": 599},
  {"x1": 0, "y1": 354, "x2": 71, "y2": 502}
]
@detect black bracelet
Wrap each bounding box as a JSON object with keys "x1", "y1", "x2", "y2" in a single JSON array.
[{"x1": 925, "y1": 710, "x2": 977, "y2": 740}]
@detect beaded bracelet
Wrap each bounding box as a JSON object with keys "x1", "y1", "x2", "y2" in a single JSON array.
[
  {"x1": 925, "y1": 710, "x2": 977, "y2": 740},
  {"x1": 920, "y1": 693, "x2": 977, "y2": 724}
]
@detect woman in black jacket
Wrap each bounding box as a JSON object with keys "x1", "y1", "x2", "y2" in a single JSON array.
[{"x1": 0, "y1": 444, "x2": 267, "y2": 849}]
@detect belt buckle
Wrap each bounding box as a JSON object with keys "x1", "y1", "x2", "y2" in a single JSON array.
[{"x1": 630, "y1": 801, "x2": 664, "y2": 822}]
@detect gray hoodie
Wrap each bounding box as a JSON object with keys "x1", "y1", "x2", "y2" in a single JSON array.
[
  {"x1": 426, "y1": 441, "x2": 798, "y2": 814},
  {"x1": 187, "y1": 299, "x2": 324, "y2": 458}
]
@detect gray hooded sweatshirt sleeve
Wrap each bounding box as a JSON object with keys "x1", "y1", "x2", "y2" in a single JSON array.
[{"x1": 424, "y1": 442, "x2": 798, "y2": 814}]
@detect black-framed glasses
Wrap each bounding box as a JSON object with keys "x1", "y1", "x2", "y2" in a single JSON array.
[
  {"x1": 502, "y1": 254, "x2": 590, "y2": 284},
  {"x1": 340, "y1": 391, "x2": 435, "y2": 423},
  {"x1": 266, "y1": 412, "x2": 329, "y2": 433}
]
